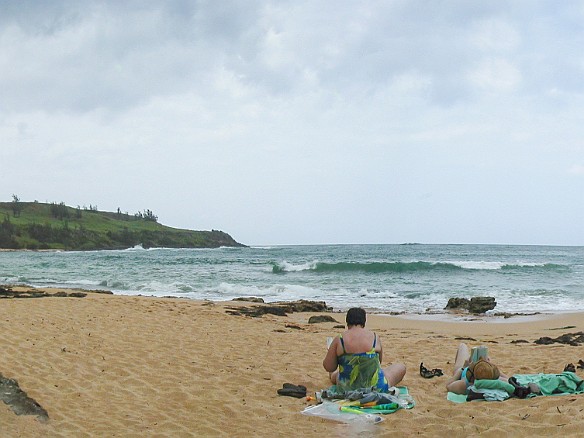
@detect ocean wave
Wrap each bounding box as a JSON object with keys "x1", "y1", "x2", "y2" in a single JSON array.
[
  {"x1": 271, "y1": 260, "x2": 568, "y2": 274},
  {"x1": 271, "y1": 260, "x2": 319, "y2": 273},
  {"x1": 500, "y1": 263, "x2": 568, "y2": 272},
  {"x1": 124, "y1": 244, "x2": 146, "y2": 251},
  {"x1": 272, "y1": 261, "x2": 463, "y2": 274}
]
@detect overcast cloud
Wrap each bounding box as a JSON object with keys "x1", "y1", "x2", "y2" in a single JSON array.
[{"x1": 1, "y1": 0, "x2": 583, "y2": 245}]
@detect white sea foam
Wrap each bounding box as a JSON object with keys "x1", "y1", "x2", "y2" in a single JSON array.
[
  {"x1": 125, "y1": 244, "x2": 145, "y2": 251},
  {"x1": 274, "y1": 260, "x2": 318, "y2": 272},
  {"x1": 213, "y1": 282, "x2": 323, "y2": 302},
  {"x1": 445, "y1": 260, "x2": 548, "y2": 270},
  {"x1": 446, "y1": 261, "x2": 506, "y2": 270},
  {"x1": 62, "y1": 279, "x2": 103, "y2": 286}
]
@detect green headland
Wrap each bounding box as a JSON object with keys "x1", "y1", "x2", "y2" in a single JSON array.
[{"x1": 0, "y1": 199, "x2": 245, "y2": 250}]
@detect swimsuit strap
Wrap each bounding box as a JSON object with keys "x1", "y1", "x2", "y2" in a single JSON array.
[
  {"x1": 339, "y1": 335, "x2": 346, "y2": 354},
  {"x1": 372, "y1": 333, "x2": 377, "y2": 348}
]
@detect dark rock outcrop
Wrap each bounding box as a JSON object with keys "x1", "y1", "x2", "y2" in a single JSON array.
[
  {"x1": 226, "y1": 306, "x2": 288, "y2": 317},
  {"x1": 445, "y1": 296, "x2": 496, "y2": 314},
  {"x1": 0, "y1": 373, "x2": 48, "y2": 421},
  {"x1": 534, "y1": 332, "x2": 584, "y2": 346},
  {"x1": 273, "y1": 300, "x2": 331, "y2": 313},
  {"x1": 308, "y1": 315, "x2": 338, "y2": 324},
  {"x1": 445, "y1": 297, "x2": 470, "y2": 310},
  {"x1": 0, "y1": 286, "x2": 90, "y2": 299},
  {"x1": 469, "y1": 297, "x2": 496, "y2": 314},
  {"x1": 232, "y1": 297, "x2": 265, "y2": 303},
  {"x1": 226, "y1": 299, "x2": 331, "y2": 317}
]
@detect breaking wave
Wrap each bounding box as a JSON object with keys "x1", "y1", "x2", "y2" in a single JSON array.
[{"x1": 271, "y1": 261, "x2": 565, "y2": 274}]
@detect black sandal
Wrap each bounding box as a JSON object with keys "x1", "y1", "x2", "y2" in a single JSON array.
[
  {"x1": 564, "y1": 363, "x2": 576, "y2": 373},
  {"x1": 420, "y1": 362, "x2": 443, "y2": 378},
  {"x1": 277, "y1": 383, "x2": 307, "y2": 398}
]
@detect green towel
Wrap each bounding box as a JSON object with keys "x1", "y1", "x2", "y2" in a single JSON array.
[
  {"x1": 514, "y1": 372, "x2": 584, "y2": 396},
  {"x1": 475, "y1": 379, "x2": 515, "y2": 395},
  {"x1": 447, "y1": 379, "x2": 515, "y2": 403},
  {"x1": 447, "y1": 392, "x2": 468, "y2": 403}
]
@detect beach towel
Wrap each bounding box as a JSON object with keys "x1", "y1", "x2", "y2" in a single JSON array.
[
  {"x1": 447, "y1": 372, "x2": 584, "y2": 402},
  {"x1": 447, "y1": 379, "x2": 515, "y2": 403},
  {"x1": 514, "y1": 372, "x2": 584, "y2": 397}
]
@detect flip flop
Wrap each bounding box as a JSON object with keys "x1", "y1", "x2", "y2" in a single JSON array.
[
  {"x1": 577, "y1": 359, "x2": 584, "y2": 370},
  {"x1": 277, "y1": 383, "x2": 307, "y2": 398},
  {"x1": 420, "y1": 362, "x2": 443, "y2": 378}
]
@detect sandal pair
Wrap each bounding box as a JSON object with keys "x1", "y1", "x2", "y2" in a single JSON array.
[
  {"x1": 420, "y1": 362, "x2": 443, "y2": 378},
  {"x1": 277, "y1": 383, "x2": 307, "y2": 398}
]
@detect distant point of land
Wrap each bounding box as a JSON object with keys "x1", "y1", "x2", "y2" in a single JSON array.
[{"x1": 0, "y1": 200, "x2": 245, "y2": 250}]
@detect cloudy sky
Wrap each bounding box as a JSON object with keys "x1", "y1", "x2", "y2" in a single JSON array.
[{"x1": 1, "y1": 1, "x2": 583, "y2": 246}]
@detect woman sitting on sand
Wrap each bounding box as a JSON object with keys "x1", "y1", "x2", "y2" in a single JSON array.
[
  {"x1": 323, "y1": 307, "x2": 406, "y2": 391},
  {"x1": 446, "y1": 343, "x2": 508, "y2": 395}
]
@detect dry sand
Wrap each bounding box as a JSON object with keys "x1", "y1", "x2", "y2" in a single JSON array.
[{"x1": 1, "y1": 288, "x2": 584, "y2": 437}]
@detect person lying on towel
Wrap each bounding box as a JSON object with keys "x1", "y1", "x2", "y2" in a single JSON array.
[{"x1": 446, "y1": 343, "x2": 509, "y2": 395}]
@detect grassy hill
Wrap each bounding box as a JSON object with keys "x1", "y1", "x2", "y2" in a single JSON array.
[{"x1": 0, "y1": 201, "x2": 245, "y2": 250}]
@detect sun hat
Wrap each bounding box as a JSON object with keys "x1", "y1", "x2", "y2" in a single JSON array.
[{"x1": 469, "y1": 358, "x2": 500, "y2": 381}]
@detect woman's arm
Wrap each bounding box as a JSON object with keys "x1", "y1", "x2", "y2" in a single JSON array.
[{"x1": 323, "y1": 336, "x2": 340, "y2": 372}]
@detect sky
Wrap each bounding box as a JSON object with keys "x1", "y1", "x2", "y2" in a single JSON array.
[{"x1": 1, "y1": 1, "x2": 583, "y2": 246}]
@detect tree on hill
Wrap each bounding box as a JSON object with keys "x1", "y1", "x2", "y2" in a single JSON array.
[
  {"x1": 0, "y1": 215, "x2": 17, "y2": 248},
  {"x1": 134, "y1": 209, "x2": 158, "y2": 222},
  {"x1": 11, "y1": 194, "x2": 22, "y2": 217},
  {"x1": 50, "y1": 202, "x2": 70, "y2": 220}
]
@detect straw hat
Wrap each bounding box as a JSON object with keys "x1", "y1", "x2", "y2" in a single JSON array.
[{"x1": 470, "y1": 358, "x2": 500, "y2": 381}]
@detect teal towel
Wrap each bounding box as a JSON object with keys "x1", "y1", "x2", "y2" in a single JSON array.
[
  {"x1": 474, "y1": 379, "x2": 515, "y2": 395},
  {"x1": 447, "y1": 392, "x2": 467, "y2": 403},
  {"x1": 447, "y1": 379, "x2": 515, "y2": 403},
  {"x1": 514, "y1": 372, "x2": 584, "y2": 396}
]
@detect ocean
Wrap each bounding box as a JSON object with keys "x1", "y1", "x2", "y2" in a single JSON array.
[{"x1": 1, "y1": 244, "x2": 583, "y2": 315}]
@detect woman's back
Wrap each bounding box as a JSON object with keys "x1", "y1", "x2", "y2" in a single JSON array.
[
  {"x1": 336, "y1": 329, "x2": 387, "y2": 391},
  {"x1": 338, "y1": 327, "x2": 379, "y2": 354}
]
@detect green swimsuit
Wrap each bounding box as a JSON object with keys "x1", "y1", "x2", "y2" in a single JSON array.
[{"x1": 336, "y1": 333, "x2": 390, "y2": 392}]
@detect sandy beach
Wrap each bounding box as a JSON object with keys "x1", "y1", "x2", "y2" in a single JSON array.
[{"x1": 1, "y1": 288, "x2": 584, "y2": 437}]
